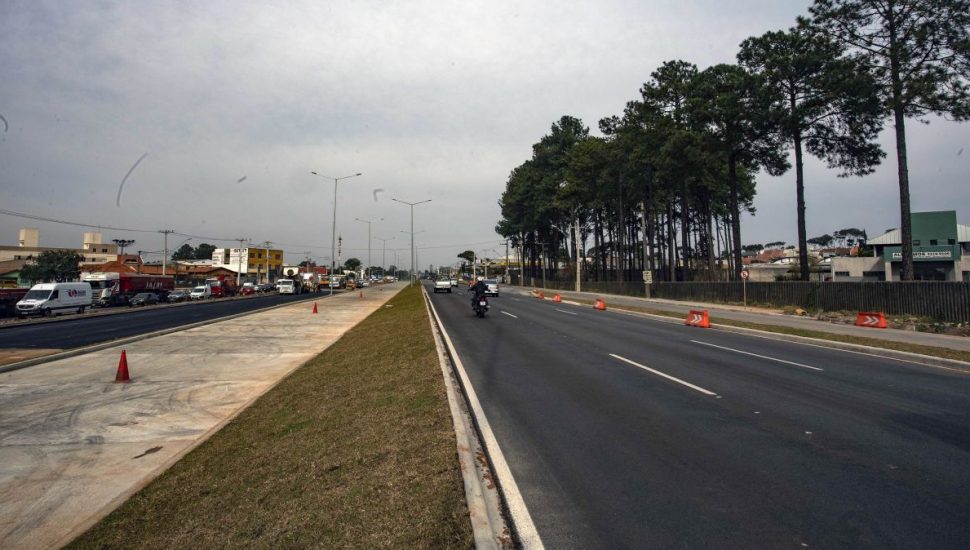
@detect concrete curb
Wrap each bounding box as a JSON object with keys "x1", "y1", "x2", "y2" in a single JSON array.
[
  {"x1": 0, "y1": 294, "x2": 322, "y2": 374},
  {"x1": 423, "y1": 287, "x2": 544, "y2": 549},
  {"x1": 423, "y1": 290, "x2": 511, "y2": 549}
]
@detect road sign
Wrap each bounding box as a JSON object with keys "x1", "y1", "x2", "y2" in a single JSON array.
[
  {"x1": 642, "y1": 270, "x2": 653, "y2": 283},
  {"x1": 740, "y1": 270, "x2": 749, "y2": 280}
]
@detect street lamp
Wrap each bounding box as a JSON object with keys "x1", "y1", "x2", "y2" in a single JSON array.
[
  {"x1": 311, "y1": 171, "x2": 362, "y2": 293},
  {"x1": 355, "y1": 217, "x2": 381, "y2": 282},
  {"x1": 392, "y1": 198, "x2": 431, "y2": 285},
  {"x1": 400, "y1": 230, "x2": 425, "y2": 284},
  {"x1": 375, "y1": 236, "x2": 394, "y2": 280}
]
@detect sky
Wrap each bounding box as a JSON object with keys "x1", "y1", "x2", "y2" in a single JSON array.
[{"x1": 1, "y1": 0, "x2": 967, "y2": 270}]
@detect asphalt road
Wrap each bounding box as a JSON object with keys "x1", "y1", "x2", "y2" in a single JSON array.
[
  {"x1": 0, "y1": 292, "x2": 327, "y2": 350},
  {"x1": 427, "y1": 283, "x2": 970, "y2": 548}
]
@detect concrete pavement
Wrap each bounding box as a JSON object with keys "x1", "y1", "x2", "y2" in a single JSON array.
[
  {"x1": 517, "y1": 286, "x2": 970, "y2": 353},
  {"x1": 0, "y1": 283, "x2": 405, "y2": 549}
]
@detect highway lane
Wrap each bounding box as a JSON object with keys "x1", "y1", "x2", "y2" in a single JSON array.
[
  {"x1": 0, "y1": 292, "x2": 328, "y2": 350},
  {"x1": 429, "y1": 284, "x2": 970, "y2": 548}
]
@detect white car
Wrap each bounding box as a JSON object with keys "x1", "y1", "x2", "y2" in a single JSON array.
[
  {"x1": 483, "y1": 279, "x2": 499, "y2": 296},
  {"x1": 189, "y1": 285, "x2": 211, "y2": 300},
  {"x1": 433, "y1": 279, "x2": 452, "y2": 293}
]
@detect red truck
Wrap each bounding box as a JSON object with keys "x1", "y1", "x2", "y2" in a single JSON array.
[
  {"x1": 205, "y1": 275, "x2": 238, "y2": 298},
  {"x1": 0, "y1": 287, "x2": 29, "y2": 317},
  {"x1": 82, "y1": 272, "x2": 175, "y2": 306}
]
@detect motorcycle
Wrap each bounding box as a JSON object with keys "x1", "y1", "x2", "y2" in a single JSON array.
[{"x1": 472, "y1": 294, "x2": 489, "y2": 318}]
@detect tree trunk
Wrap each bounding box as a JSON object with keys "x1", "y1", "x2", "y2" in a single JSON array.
[
  {"x1": 728, "y1": 153, "x2": 743, "y2": 280},
  {"x1": 889, "y1": 17, "x2": 913, "y2": 281},
  {"x1": 793, "y1": 121, "x2": 809, "y2": 281}
]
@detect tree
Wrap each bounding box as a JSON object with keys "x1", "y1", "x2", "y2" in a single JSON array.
[
  {"x1": 171, "y1": 243, "x2": 195, "y2": 261},
  {"x1": 738, "y1": 26, "x2": 884, "y2": 280},
  {"x1": 343, "y1": 258, "x2": 361, "y2": 271},
  {"x1": 807, "y1": 234, "x2": 835, "y2": 247},
  {"x1": 194, "y1": 243, "x2": 217, "y2": 261},
  {"x1": 19, "y1": 250, "x2": 85, "y2": 283},
  {"x1": 806, "y1": 0, "x2": 970, "y2": 279},
  {"x1": 688, "y1": 64, "x2": 789, "y2": 279},
  {"x1": 766, "y1": 241, "x2": 786, "y2": 248}
]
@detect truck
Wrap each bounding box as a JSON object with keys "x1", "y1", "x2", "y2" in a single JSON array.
[
  {"x1": 205, "y1": 275, "x2": 238, "y2": 298},
  {"x1": 0, "y1": 287, "x2": 30, "y2": 317},
  {"x1": 82, "y1": 272, "x2": 175, "y2": 307},
  {"x1": 301, "y1": 272, "x2": 321, "y2": 293},
  {"x1": 276, "y1": 279, "x2": 303, "y2": 295}
]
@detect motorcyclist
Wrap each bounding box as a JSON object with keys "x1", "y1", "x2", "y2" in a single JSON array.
[{"x1": 469, "y1": 276, "x2": 487, "y2": 308}]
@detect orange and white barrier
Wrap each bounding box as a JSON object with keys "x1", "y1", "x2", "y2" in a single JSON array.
[
  {"x1": 553, "y1": 293, "x2": 562, "y2": 302},
  {"x1": 685, "y1": 310, "x2": 710, "y2": 328},
  {"x1": 855, "y1": 311, "x2": 887, "y2": 329},
  {"x1": 594, "y1": 298, "x2": 606, "y2": 311}
]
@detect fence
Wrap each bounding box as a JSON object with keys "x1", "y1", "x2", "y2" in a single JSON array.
[{"x1": 512, "y1": 276, "x2": 970, "y2": 322}]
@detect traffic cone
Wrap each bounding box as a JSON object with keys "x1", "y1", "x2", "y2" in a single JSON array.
[
  {"x1": 359, "y1": 291, "x2": 363, "y2": 298},
  {"x1": 312, "y1": 302, "x2": 318, "y2": 314},
  {"x1": 115, "y1": 350, "x2": 130, "y2": 383},
  {"x1": 594, "y1": 298, "x2": 606, "y2": 311},
  {"x1": 538, "y1": 291, "x2": 545, "y2": 299},
  {"x1": 553, "y1": 293, "x2": 562, "y2": 302}
]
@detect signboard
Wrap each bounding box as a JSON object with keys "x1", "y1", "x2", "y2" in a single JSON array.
[
  {"x1": 642, "y1": 270, "x2": 653, "y2": 283},
  {"x1": 740, "y1": 270, "x2": 750, "y2": 280},
  {"x1": 890, "y1": 250, "x2": 952, "y2": 260}
]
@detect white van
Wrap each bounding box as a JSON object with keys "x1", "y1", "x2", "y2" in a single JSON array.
[
  {"x1": 16, "y1": 282, "x2": 93, "y2": 318},
  {"x1": 189, "y1": 285, "x2": 212, "y2": 300},
  {"x1": 277, "y1": 279, "x2": 298, "y2": 295}
]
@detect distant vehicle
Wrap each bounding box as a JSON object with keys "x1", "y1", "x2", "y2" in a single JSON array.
[
  {"x1": 190, "y1": 285, "x2": 211, "y2": 300},
  {"x1": 450, "y1": 278, "x2": 457, "y2": 287},
  {"x1": 82, "y1": 272, "x2": 174, "y2": 307},
  {"x1": 433, "y1": 278, "x2": 452, "y2": 293},
  {"x1": 277, "y1": 279, "x2": 301, "y2": 295},
  {"x1": 16, "y1": 282, "x2": 93, "y2": 317},
  {"x1": 0, "y1": 287, "x2": 29, "y2": 318},
  {"x1": 205, "y1": 275, "x2": 238, "y2": 298},
  {"x1": 129, "y1": 292, "x2": 159, "y2": 307},
  {"x1": 301, "y1": 273, "x2": 320, "y2": 293},
  {"x1": 166, "y1": 289, "x2": 190, "y2": 302},
  {"x1": 239, "y1": 284, "x2": 256, "y2": 295},
  {"x1": 483, "y1": 279, "x2": 499, "y2": 297}
]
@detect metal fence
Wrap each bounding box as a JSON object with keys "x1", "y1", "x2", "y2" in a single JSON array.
[{"x1": 511, "y1": 276, "x2": 970, "y2": 322}]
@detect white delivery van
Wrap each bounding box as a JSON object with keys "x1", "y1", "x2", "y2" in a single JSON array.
[
  {"x1": 277, "y1": 279, "x2": 298, "y2": 295},
  {"x1": 16, "y1": 282, "x2": 93, "y2": 318}
]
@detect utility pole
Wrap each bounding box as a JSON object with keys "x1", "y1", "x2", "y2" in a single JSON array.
[
  {"x1": 261, "y1": 241, "x2": 272, "y2": 284},
  {"x1": 159, "y1": 229, "x2": 174, "y2": 276},
  {"x1": 235, "y1": 238, "x2": 248, "y2": 286},
  {"x1": 575, "y1": 217, "x2": 581, "y2": 293}
]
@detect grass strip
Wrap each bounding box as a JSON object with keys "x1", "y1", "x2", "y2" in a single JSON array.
[
  {"x1": 567, "y1": 298, "x2": 970, "y2": 364},
  {"x1": 70, "y1": 285, "x2": 473, "y2": 549}
]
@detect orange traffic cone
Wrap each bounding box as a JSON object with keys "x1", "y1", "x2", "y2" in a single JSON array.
[
  {"x1": 538, "y1": 291, "x2": 545, "y2": 299},
  {"x1": 115, "y1": 350, "x2": 130, "y2": 383},
  {"x1": 312, "y1": 302, "x2": 318, "y2": 314},
  {"x1": 594, "y1": 298, "x2": 606, "y2": 311},
  {"x1": 553, "y1": 293, "x2": 562, "y2": 302}
]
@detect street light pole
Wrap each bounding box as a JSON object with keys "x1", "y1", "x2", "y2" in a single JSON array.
[
  {"x1": 311, "y1": 171, "x2": 362, "y2": 292},
  {"x1": 235, "y1": 237, "x2": 248, "y2": 286},
  {"x1": 355, "y1": 217, "x2": 380, "y2": 282},
  {"x1": 392, "y1": 198, "x2": 431, "y2": 286},
  {"x1": 400, "y1": 230, "x2": 426, "y2": 286},
  {"x1": 159, "y1": 229, "x2": 174, "y2": 276},
  {"x1": 375, "y1": 236, "x2": 393, "y2": 280}
]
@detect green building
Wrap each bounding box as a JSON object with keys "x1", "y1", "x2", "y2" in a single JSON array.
[{"x1": 833, "y1": 211, "x2": 970, "y2": 281}]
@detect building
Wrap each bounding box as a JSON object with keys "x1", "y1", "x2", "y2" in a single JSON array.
[
  {"x1": 210, "y1": 247, "x2": 284, "y2": 283},
  {"x1": 0, "y1": 229, "x2": 121, "y2": 285},
  {"x1": 831, "y1": 211, "x2": 970, "y2": 281}
]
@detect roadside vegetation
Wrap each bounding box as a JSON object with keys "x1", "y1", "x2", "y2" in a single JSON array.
[{"x1": 70, "y1": 285, "x2": 473, "y2": 548}]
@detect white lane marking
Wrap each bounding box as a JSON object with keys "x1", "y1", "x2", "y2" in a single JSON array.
[
  {"x1": 562, "y1": 300, "x2": 582, "y2": 306},
  {"x1": 609, "y1": 353, "x2": 718, "y2": 396},
  {"x1": 554, "y1": 308, "x2": 577, "y2": 315},
  {"x1": 425, "y1": 292, "x2": 544, "y2": 548},
  {"x1": 690, "y1": 340, "x2": 823, "y2": 371},
  {"x1": 501, "y1": 311, "x2": 518, "y2": 318}
]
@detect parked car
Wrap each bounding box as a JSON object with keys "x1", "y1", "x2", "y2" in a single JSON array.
[
  {"x1": 16, "y1": 282, "x2": 93, "y2": 317},
  {"x1": 190, "y1": 285, "x2": 212, "y2": 300},
  {"x1": 129, "y1": 292, "x2": 159, "y2": 307},
  {"x1": 166, "y1": 289, "x2": 190, "y2": 303},
  {"x1": 240, "y1": 283, "x2": 257, "y2": 295}
]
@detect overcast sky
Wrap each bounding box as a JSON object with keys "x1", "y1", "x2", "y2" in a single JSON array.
[{"x1": 1, "y1": 1, "x2": 967, "y2": 269}]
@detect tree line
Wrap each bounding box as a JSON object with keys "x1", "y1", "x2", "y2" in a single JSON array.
[{"x1": 496, "y1": 0, "x2": 969, "y2": 282}]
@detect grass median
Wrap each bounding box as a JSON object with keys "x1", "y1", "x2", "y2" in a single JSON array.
[{"x1": 70, "y1": 285, "x2": 473, "y2": 548}]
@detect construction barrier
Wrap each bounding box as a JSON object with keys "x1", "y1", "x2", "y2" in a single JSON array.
[
  {"x1": 538, "y1": 291, "x2": 545, "y2": 300},
  {"x1": 855, "y1": 311, "x2": 887, "y2": 329},
  {"x1": 594, "y1": 298, "x2": 606, "y2": 311},
  {"x1": 553, "y1": 293, "x2": 562, "y2": 302},
  {"x1": 684, "y1": 310, "x2": 710, "y2": 328},
  {"x1": 115, "y1": 350, "x2": 130, "y2": 383}
]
